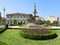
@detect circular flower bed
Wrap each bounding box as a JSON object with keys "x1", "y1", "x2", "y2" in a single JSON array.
[{"x1": 20, "y1": 29, "x2": 58, "y2": 40}]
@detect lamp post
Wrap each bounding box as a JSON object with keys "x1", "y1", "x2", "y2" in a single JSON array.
[
  {"x1": 0, "y1": 12, "x2": 1, "y2": 25},
  {"x1": 3, "y1": 8, "x2": 6, "y2": 25}
]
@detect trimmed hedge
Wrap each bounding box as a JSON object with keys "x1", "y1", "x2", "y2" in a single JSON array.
[
  {"x1": 0, "y1": 24, "x2": 8, "y2": 34},
  {"x1": 0, "y1": 41, "x2": 8, "y2": 45},
  {"x1": 20, "y1": 30, "x2": 58, "y2": 40}
]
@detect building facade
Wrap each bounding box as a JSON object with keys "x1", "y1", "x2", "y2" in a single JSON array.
[
  {"x1": 6, "y1": 13, "x2": 32, "y2": 25},
  {"x1": 47, "y1": 16, "x2": 59, "y2": 23}
]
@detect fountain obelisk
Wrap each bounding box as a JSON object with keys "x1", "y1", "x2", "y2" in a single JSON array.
[{"x1": 33, "y1": 4, "x2": 37, "y2": 19}]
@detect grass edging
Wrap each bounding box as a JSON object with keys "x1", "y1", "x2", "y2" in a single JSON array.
[{"x1": 0, "y1": 24, "x2": 8, "y2": 34}]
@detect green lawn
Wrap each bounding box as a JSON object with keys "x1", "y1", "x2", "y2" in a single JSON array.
[{"x1": 0, "y1": 29, "x2": 60, "y2": 45}]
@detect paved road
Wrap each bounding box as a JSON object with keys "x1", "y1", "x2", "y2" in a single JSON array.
[
  {"x1": 9, "y1": 26, "x2": 28, "y2": 28},
  {"x1": 51, "y1": 26, "x2": 60, "y2": 29},
  {"x1": 7, "y1": 25, "x2": 60, "y2": 29}
]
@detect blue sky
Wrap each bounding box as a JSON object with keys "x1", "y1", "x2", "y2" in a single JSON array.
[{"x1": 0, "y1": 0, "x2": 60, "y2": 19}]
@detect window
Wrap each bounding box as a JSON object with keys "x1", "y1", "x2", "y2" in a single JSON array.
[
  {"x1": 14, "y1": 16, "x2": 15, "y2": 18},
  {"x1": 21, "y1": 16, "x2": 22, "y2": 18},
  {"x1": 7, "y1": 16, "x2": 9, "y2": 18},
  {"x1": 24, "y1": 16, "x2": 25, "y2": 18},
  {"x1": 11, "y1": 16, "x2": 12, "y2": 18},
  {"x1": 17, "y1": 16, "x2": 19, "y2": 18}
]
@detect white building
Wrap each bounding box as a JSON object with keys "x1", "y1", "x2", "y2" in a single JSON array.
[
  {"x1": 47, "y1": 16, "x2": 59, "y2": 23},
  {"x1": 6, "y1": 13, "x2": 32, "y2": 25}
]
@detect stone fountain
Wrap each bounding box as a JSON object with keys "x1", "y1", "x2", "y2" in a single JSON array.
[{"x1": 28, "y1": 23, "x2": 43, "y2": 29}]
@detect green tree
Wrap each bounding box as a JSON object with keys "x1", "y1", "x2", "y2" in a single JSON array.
[
  {"x1": 18, "y1": 21, "x2": 21, "y2": 25},
  {"x1": 44, "y1": 20, "x2": 51, "y2": 25},
  {"x1": 52, "y1": 21, "x2": 58, "y2": 26},
  {"x1": 18, "y1": 21, "x2": 23, "y2": 25},
  {"x1": 13, "y1": 18, "x2": 18, "y2": 25},
  {"x1": 30, "y1": 14, "x2": 35, "y2": 21},
  {"x1": 23, "y1": 21, "x2": 25, "y2": 24}
]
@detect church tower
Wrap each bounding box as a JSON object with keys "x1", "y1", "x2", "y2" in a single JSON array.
[{"x1": 33, "y1": 4, "x2": 37, "y2": 17}]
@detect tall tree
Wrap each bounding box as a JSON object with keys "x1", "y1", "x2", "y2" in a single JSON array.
[
  {"x1": 45, "y1": 20, "x2": 51, "y2": 25},
  {"x1": 13, "y1": 18, "x2": 18, "y2": 25},
  {"x1": 52, "y1": 21, "x2": 58, "y2": 26}
]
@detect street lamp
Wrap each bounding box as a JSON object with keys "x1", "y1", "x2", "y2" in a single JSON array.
[
  {"x1": 3, "y1": 8, "x2": 6, "y2": 25},
  {"x1": 0, "y1": 12, "x2": 1, "y2": 25}
]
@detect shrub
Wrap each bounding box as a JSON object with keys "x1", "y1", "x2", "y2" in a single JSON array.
[
  {"x1": 0, "y1": 24, "x2": 8, "y2": 34},
  {"x1": 20, "y1": 29, "x2": 57, "y2": 40},
  {"x1": 18, "y1": 22, "x2": 21, "y2": 25},
  {"x1": 13, "y1": 18, "x2": 18, "y2": 25},
  {"x1": 5, "y1": 24, "x2": 8, "y2": 29},
  {"x1": 23, "y1": 21, "x2": 25, "y2": 24},
  {"x1": 0, "y1": 41, "x2": 7, "y2": 45}
]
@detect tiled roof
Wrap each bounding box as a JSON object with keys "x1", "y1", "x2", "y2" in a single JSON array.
[{"x1": 6, "y1": 13, "x2": 32, "y2": 16}]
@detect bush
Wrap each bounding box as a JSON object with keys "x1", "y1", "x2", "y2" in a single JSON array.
[
  {"x1": 20, "y1": 30, "x2": 57, "y2": 40},
  {"x1": 18, "y1": 22, "x2": 21, "y2": 25},
  {"x1": 5, "y1": 24, "x2": 8, "y2": 29},
  {"x1": 0, "y1": 24, "x2": 8, "y2": 34},
  {"x1": 0, "y1": 28, "x2": 3, "y2": 32},
  {"x1": 0, "y1": 41, "x2": 7, "y2": 45}
]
